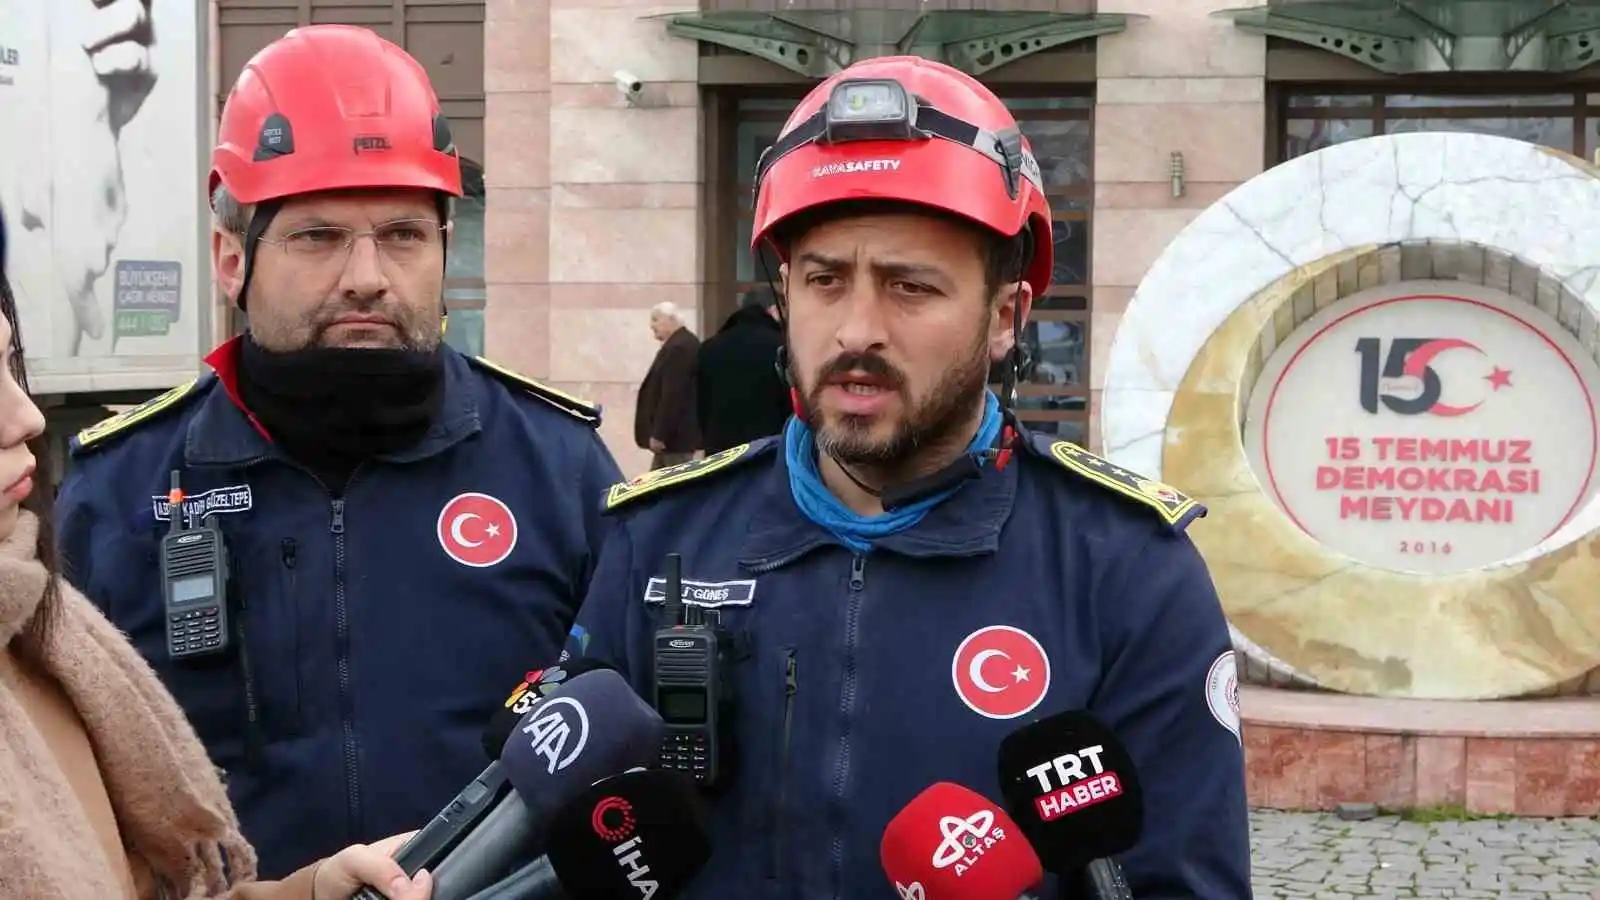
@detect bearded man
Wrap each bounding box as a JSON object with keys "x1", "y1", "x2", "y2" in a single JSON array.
[
  {"x1": 564, "y1": 55, "x2": 1250, "y2": 900},
  {"x1": 55, "y1": 25, "x2": 622, "y2": 879}
]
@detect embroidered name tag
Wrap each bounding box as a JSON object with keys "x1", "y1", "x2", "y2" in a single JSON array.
[
  {"x1": 643, "y1": 577, "x2": 756, "y2": 608},
  {"x1": 152, "y1": 485, "x2": 254, "y2": 522}
]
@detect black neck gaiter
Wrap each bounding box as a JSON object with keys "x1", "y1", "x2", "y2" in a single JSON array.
[{"x1": 236, "y1": 335, "x2": 445, "y2": 487}]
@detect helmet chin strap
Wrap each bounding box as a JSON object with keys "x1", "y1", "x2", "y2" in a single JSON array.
[{"x1": 235, "y1": 200, "x2": 285, "y2": 312}]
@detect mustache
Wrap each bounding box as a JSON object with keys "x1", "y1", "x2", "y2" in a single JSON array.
[{"x1": 812, "y1": 352, "x2": 907, "y2": 391}]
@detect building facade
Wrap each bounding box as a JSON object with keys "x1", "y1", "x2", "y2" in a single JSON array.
[{"x1": 211, "y1": 1, "x2": 1600, "y2": 476}]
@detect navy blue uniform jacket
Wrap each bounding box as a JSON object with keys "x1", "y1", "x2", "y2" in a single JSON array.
[
  {"x1": 56, "y1": 340, "x2": 623, "y2": 879},
  {"x1": 571, "y1": 430, "x2": 1251, "y2": 900}
]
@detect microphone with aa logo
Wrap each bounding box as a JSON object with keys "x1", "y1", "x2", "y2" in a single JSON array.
[
  {"x1": 481, "y1": 659, "x2": 618, "y2": 760},
  {"x1": 879, "y1": 782, "x2": 1044, "y2": 900},
  {"x1": 996, "y1": 711, "x2": 1145, "y2": 900},
  {"x1": 360, "y1": 659, "x2": 622, "y2": 899},
  {"x1": 419, "y1": 669, "x2": 664, "y2": 900}
]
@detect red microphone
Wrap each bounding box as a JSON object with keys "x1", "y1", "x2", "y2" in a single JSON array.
[{"x1": 880, "y1": 782, "x2": 1045, "y2": 900}]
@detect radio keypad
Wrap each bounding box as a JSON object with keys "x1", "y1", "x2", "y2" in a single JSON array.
[
  {"x1": 168, "y1": 607, "x2": 222, "y2": 654},
  {"x1": 660, "y1": 731, "x2": 711, "y2": 780}
]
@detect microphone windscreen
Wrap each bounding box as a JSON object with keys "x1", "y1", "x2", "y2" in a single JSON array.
[
  {"x1": 499, "y1": 669, "x2": 663, "y2": 822},
  {"x1": 996, "y1": 710, "x2": 1144, "y2": 874},
  {"x1": 879, "y1": 782, "x2": 1043, "y2": 900},
  {"x1": 482, "y1": 658, "x2": 619, "y2": 759},
  {"x1": 545, "y1": 768, "x2": 712, "y2": 900}
]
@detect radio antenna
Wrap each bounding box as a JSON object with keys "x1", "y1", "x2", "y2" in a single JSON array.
[
  {"x1": 167, "y1": 470, "x2": 185, "y2": 535},
  {"x1": 663, "y1": 552, "x2": 686, "y2": 627}
]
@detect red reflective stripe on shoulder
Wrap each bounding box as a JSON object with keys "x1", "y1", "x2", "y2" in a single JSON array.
[{"x1": 204, "y1": 337, "x2": 273, "y2": 441}]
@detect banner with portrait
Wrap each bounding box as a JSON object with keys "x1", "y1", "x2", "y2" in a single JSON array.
[{"x1": 0, "y1": 0, "x2": 205, "y2": 393}]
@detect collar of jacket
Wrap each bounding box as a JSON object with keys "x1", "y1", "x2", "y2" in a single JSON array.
[
  {"x1": 182, "y1": 343, "x2": 483, "y2": 468},
  {"x1": 735, "y1": 441, "x2": 1018, "y2": 571}
]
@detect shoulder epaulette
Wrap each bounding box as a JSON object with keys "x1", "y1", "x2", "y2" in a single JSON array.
[
  {"x1": 1023, "y1": 430, "x2": 1206, "y2": 530},
  {"x1": 70, "y1": 377, "x2": 206, "y2": 456},
  {"x1": 604, "y1": 438, "x2": 778, "y2": 513},
  {"x1": 469, "y1": 356, "x2": 601, "y2": 427}
]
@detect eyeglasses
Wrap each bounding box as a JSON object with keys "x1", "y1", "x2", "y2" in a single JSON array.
[{"x1": 256, "y1": 218, "x2": 445, "y2": 266}]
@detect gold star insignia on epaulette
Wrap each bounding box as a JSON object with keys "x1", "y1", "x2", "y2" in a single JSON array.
[{"x1": 1043, "y1": 439, "x2": 1205, "y2": 530}]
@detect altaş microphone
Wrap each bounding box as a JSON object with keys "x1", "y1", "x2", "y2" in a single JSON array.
[
  {"x1": 879, "y1": 782, "x2": 1044, "y2": 900},
  {"x1": 364, "y1": 659, "x2": 622, "y2": 899},
  {"x1": 996, "y1": 710, "x2": 1145, "y2": 899},
  {"x1": 418, "y1": 668, "x2": 666, "y2": 900},
  {"x1": 482, "y1": 658, "x2": 618, "y2": 759}
]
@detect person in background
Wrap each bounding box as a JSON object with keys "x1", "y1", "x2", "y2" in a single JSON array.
[
  {"x1": 54, "y1": 25, "x2": 621, "y2": 880},
  {"x1": 634, "y1": 301, "x2": 702, "y2": 468},
  {"x1": 694, "y1": 286, "x2": 790, "y2": 454},
  {"x1": 0, "y1": 206, "x2": 430, "y2": 900}
]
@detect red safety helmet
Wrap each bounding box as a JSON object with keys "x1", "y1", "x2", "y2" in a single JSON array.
[
  {"x1": 752, "y1": 56, "x2": 1053, "y2": 299},
  {"x1": 210, "y1": 24, "x2": 463, "y2": 205}
]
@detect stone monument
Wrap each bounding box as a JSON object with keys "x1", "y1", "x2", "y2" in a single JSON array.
[{"x1": 1103, "y1": 131, "x2": 1600, "y2": 813}]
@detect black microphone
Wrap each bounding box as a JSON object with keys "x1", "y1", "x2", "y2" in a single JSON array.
[
  {"x1": 460, "y1": 857, "x2": 563, "y2": 900},
  {"x1": 996, "y1": 711, "x2": 1144, "y2": 900},
  {"x1": 357, "y1": 660, "x2": 623, "y2": 900},
  {"x1": 482, "y1": 659, "x2": 619, "y2": 759},
  {"x1": 460, "y1": 769, "x2": 712, "y2": 900},
  {"x1": 390, "y1": 669, "x2": 665, "y2": 900}
]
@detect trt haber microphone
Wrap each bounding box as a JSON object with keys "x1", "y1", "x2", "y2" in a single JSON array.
[
  {"x1": 996, "y1": 710, "x2": 1144, "y2": 874},
  {"x1": 880, "y1": 782, "x2": 1044, "y2": 900},
  {"x1": 425, "y1": 669, "x2": 666, "y2": 900},
  {"x1": 482, "y1": 658, "x2": 619, "y2": 759}
]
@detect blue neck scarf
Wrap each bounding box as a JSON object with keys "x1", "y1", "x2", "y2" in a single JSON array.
[{"x1": 785, "y1": 391, "x2": 1003, "y2": 554}]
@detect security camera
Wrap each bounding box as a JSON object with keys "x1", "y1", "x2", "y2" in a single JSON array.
[{"x1": 613, "y1": 70, "x2": 643, "y2": 101}]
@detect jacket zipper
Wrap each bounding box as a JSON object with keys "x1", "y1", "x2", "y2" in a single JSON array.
[
  {"x1": 767, "y1": 650, "x2": 798, "y2": 883},
  {"x1": 330, "y1": 495, "x2": 362, "y2": 840},
  {"x1": 234, "y1": 563, "x2": 265, "y2": 770},
  {"x1": 830, "y1": 555, "x2": 867, "y2": 900},
  {"x1": 280, "y1": 538, "x2": 300, "y2": 733}
]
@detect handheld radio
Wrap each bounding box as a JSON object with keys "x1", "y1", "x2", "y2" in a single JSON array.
[
  {"x1": 649, "y1": 553, "x2": 734, "y2": 789},
  {"x1": 159, "y1": 470, "x2": 231, "y2": 660}
]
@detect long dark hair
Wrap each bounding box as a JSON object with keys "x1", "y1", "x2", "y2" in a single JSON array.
[{"x1": 0, "y1": 267, "x2": 63, "y2": 653}]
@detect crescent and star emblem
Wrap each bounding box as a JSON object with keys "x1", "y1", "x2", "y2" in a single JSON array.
[
  {"x1": 951, "y1": 625, "x2": 1051, "y2": 719},
  {"x1": 437, "y1": 492, "x2": 518, "y2": 568},
  {"x1": 448, "y1": 511, "x2": 502, "y2": 549},
  {"x1": 966, "y1": 649, "x2": 1032, "y2": 694}
]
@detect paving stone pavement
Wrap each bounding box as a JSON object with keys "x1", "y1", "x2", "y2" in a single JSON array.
[{"x1": 1250, "y1": 809, "x2": 1600, "y2": 899}]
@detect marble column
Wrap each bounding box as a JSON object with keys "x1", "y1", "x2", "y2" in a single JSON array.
[
  {"x1": 484, "y1": 0, "x2": 702, "y2": 477},
  {"x1": 1089, "y1": 0, "x2": 1267, "y2": 451}
]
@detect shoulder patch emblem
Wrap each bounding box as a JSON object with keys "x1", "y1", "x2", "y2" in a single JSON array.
[
  {"x1": 470, "y1": 356, "x2": 601, "y2": 427},
  {"x1": 1036, "y1": 436, "x2": 1205, "y2": 530},
  {"x1": 1206, "y1": 650, "x2": 1242, "y2": 744},
  {"x1": 605, "y1": 442, "x2": 763, "y2": 512},
  {"x1": 72, "y1": 378, "x2": 203, "y2": 454}
]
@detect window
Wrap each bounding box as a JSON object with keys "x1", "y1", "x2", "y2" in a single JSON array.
[
  {"x1": 727, "y1": 92, "x2": 1096, "y2": 445},
  {"x1": 444, "y1": 159, "x2": 487, "y2": 356},
  {"x1": 1004, "y1": 96, "x2": 1093, "y2": 446},
  {"x1": 732, "y1": 98, "x2": 796, "y2": 288},
  {"x1": 1280, "y1": 90, "x2": 1600, "y2": 162}
]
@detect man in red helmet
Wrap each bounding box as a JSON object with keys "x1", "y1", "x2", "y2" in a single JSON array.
[
  {"x1": 567, "y1": 58, "x2": 1250, "y2": 898},
  {"x1": 54, "y1": 25, "x2": 623, "y2": 880}
]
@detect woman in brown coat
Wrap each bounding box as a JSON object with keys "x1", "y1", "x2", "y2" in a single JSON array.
[{"x1": 0, "y1": 210, "x2": 432, "y2": 900}]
